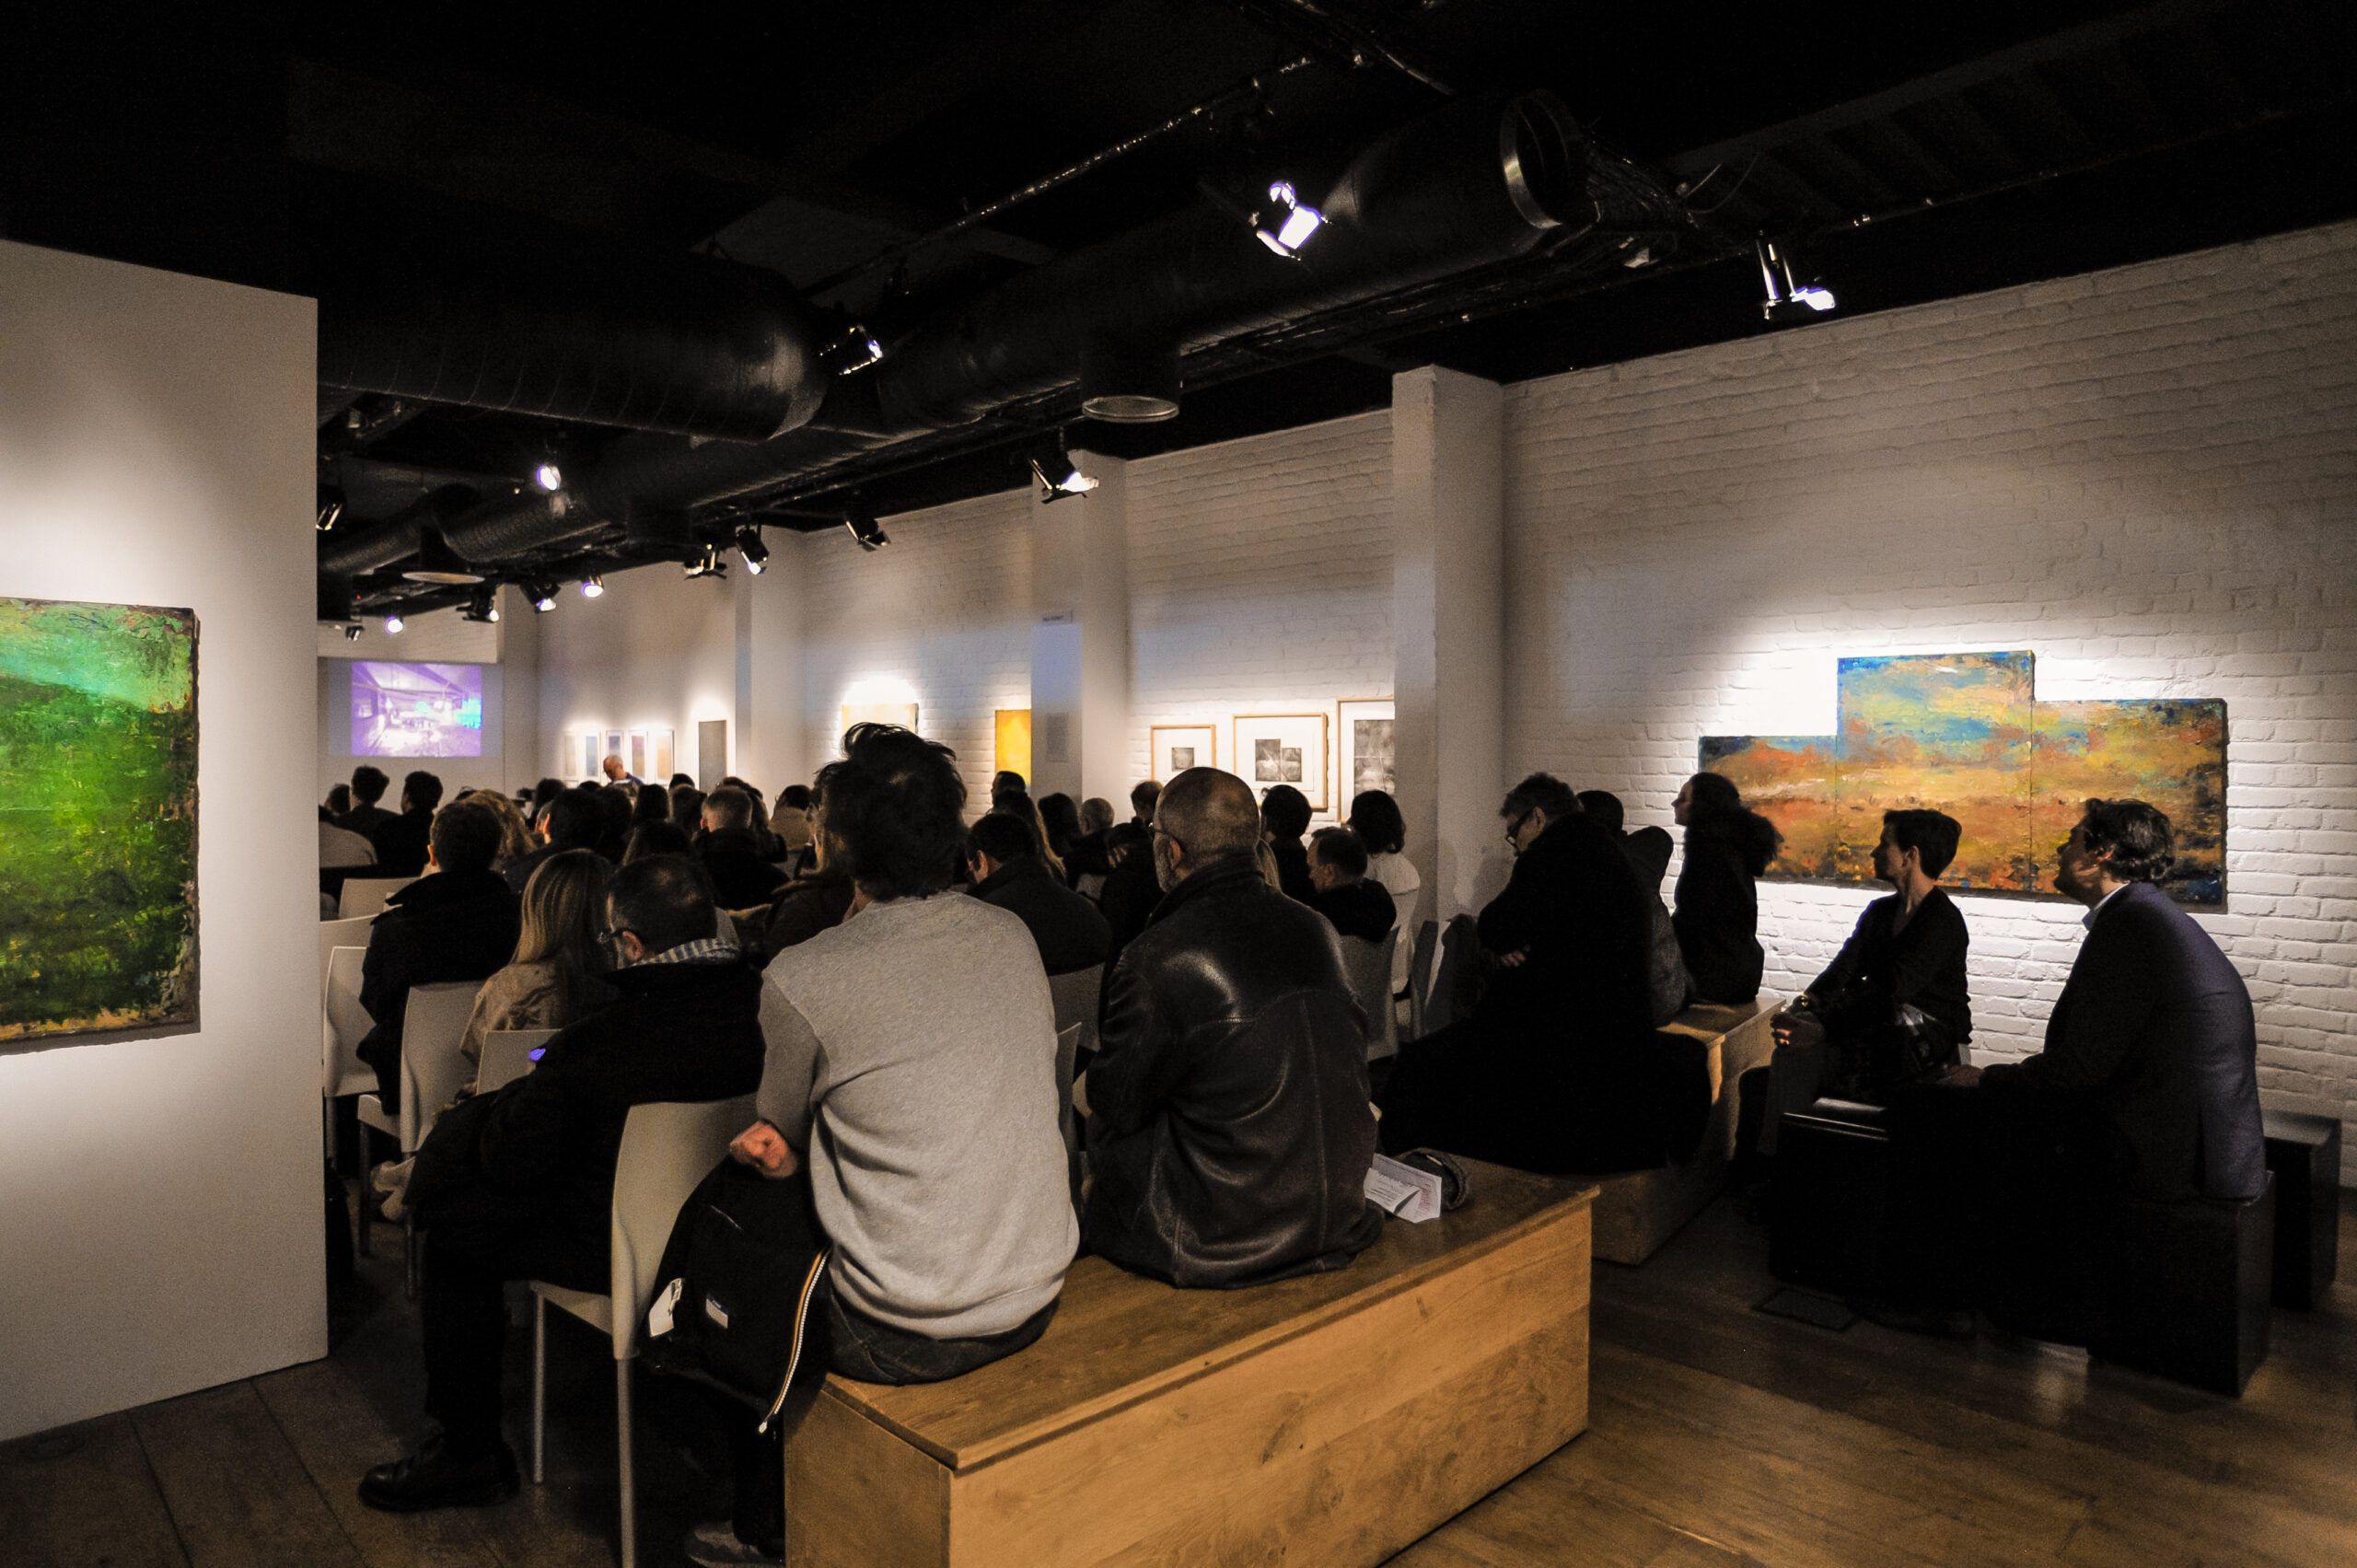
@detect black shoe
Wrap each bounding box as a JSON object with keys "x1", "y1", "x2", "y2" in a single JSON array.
[{"x1": 358, "y1": 1434, "x2": 519, "y2": 1512}]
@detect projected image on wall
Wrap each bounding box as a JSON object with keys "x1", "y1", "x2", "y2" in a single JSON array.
[{"x1": 353, "y1": 662, "x2": 484, "y2": 757}]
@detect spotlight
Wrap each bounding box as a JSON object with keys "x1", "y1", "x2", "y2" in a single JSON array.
[
  {"x1": 1029, "y1": 434, "x2": 1099, "y2": 504},
  {"x1": 532, "y1": 461, "x2": 563, "y2": 493},
  {"x1": 316, "y1": 483, "x2": 345, "y2": 532},
  {"x1": 844, "y1": 508, "x2": 889, "y2": 552},
  {"x1": 1254, "y1": 180, "x2": 1325, "y2": 258},
  {"x1": 819, "y1": 322, "x2": 886, "y2": 376},
  {"x1": 528, "y1": 581, "x2": 560, "y2": 612},
  {"x1": 342, "y1": 623, "x2": 363, "y2": 643},
  {"x1": 683, "y1": 543, "x2": 729, "y2": 580},
  {"x1": 384, "y1": 613, "x2": 405, "y2": 634},
  {"x1": 736, "y1": 527, "x2": 771, "y2": 575},
  {"x1": 459, "y1": 585, "x2": 501, "y2": 623},
  {"x1": 1758, "y1": 235, "x2": 1837, "y2": 322},
  {"x1": 579, "y1": 575, "x2": 605, "y2": 598}
]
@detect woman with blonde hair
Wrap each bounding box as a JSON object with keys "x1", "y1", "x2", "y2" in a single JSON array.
[{"x1": 471, "y1": 789, "x2": 538, "y2": 872}]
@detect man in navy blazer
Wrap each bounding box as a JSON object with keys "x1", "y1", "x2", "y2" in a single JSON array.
[{"x1": 1978, "y1": 798, "x2": 2264, "y2": 1203}]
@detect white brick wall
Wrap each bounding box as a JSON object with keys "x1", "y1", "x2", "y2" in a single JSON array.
[
  {"x1": 795, "y1": 487, "x2": 1034, "y2": 807},
  {"x1": 1125, "y1": 412, "x2": 1395, "y2": 814},
  {"x1": 1501, "y1": 221, "x2": 2357, "y2": 1172}
]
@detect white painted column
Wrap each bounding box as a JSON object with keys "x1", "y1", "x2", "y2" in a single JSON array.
[
  {"x1": 1028, "y1": 451, "x2": 1131, "y2": 804},
  {"x1": 1392, "y1": 366, "x2": 1509, "y2": 922},
  {"x1": 735, "y1": 531, "x2": 807, "y2": 794}
]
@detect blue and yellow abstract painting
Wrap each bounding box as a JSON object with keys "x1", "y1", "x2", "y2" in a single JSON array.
[{"x1": 1701, "y1": 651, "x2": 2224, "y2": 906}]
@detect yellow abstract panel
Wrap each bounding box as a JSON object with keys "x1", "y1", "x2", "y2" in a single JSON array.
[{"x1": 995, "y1": 708, "x2": 1032, "y2": 784}]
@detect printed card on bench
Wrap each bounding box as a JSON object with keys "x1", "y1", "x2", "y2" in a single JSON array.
[{"x1": 1364, "y1": 1153, "x2": 1443, "y2": 1223}]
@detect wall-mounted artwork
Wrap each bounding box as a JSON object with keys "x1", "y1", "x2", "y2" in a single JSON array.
[
  {"x1": 995, "y1": 709, "x2": 1032, "y2": 783},
  {"x1": 1701, "y1": 651, "x2": 2225, "y2": 905},
  {"x1": 1, "y1": 598, "x2": 199, "y2": 1044},
  {"x1": 575, "y1": 733, "x2": 600, "y2": 780},
  {"x1": 1235, "y1": 712, "x2": 1330, "y2": 813},
  {"x1": 1338, "y1": 698, "x2": 1397, "y2": 801},
  {"x1": 1148, "y1": 724, "x2": 1216, "y2": 779}
]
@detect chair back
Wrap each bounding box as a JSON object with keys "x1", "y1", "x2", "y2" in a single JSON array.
[
  {"x1": 340, "y1": 876, "x2": 415, "y2": 920},
  {"x1": 322, "y1": 946, "x2": 375, "y2": 1096},
  {"x1": 319, "y1": 821, "x2": 377, "y2": 870},
  {"x1": 1074, "y1": 873, "x2": 1106, "y2": 901},
  {"x1": 478, "y1": 1028, "x2": 559, "y2": 1095},
  {"x1": 607, "y1": 1096, "x2": 758, "y2": 1358},
  {"x1": 1406, "y1": 918, "x2": 1440, "y2": 1038},
  {"x1": 1338, "y1": 930, "x2": 1400, "y2": 1059},
  {"x1": 1047, "y1": 967, "x2": 1102, "y2": 1039},
  {"x1": 318, "y1": 915, "x2": 375, "y2": 998},
  {"x1": 398, "y1": 981, "x2": 482, "y2": 1150},
  {"x1": 1423, "y1": 914, "x2": 1482, "y2": 1034}
]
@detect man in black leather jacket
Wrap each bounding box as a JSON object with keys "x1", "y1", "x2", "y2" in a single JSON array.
[{"x1": 1083, "y1": 768, "x2": 1383, "y2": 1288}]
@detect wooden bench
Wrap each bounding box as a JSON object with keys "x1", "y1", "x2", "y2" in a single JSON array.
[
  {"x1": 783, "y1": 1163, "x2": 1595, "y2": 1568},
  {"x1": 1589, "y1": 999, "x2": 1777, "y2": 1265}
]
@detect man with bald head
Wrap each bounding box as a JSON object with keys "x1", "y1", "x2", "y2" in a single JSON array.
[{"x1": 1084, "y1": 768, "x2": 1383, "y2": 1287}]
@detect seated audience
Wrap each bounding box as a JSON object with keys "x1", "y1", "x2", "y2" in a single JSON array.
[
  {"x1": 998, "y1": 787, "x2": 1066, "y2": 883},
  {"x1": 1305, "y1": 828, "x2": 1398, "y2": 943},
  {"x1": 633, "y1": 781, "x2": 672, "y2": 829},
  {"x1": 1096, "y1": 820, "x2": 1159, "y2": 970},
  {"x1": 669, "y1": 784, "x2": 706, "y2": 840},
  {"x1": 323, "y1": 784, "x2": 354, "y2": 820},
  {"x1": 1066, "y1": 796, "x2": 1115, "y2": 883},
  {"x1": 699, "y1": 787, "x2": 788, "y2": 909},
  {"x1": 591, "y1": 783, "x2": 634, "y2": 864},
  {"x1": 1347, "y1": 789, "x2": 1421, "y2": 988},
  {"x1": 503, "y1": 789, "x2": 600, "y2": 893},
  {"x1": 1084, "y1": 767, "x2": 1382, "y2": 1287},
  {"x1": 358, "y1": 855, "x2": 764, "y2": 1513},
  {"x1": 1578, "y1": 789, "x2": 1689, "y2": 1026},
  {"x1": 1672, "y1": 772, "x2": 1781, "y2": 1005},
  {"x1": 1259, "y1": 784, "x2": 1316, "y2": 903},
  {"x1": 751, "y1": 770, "x2": 853, "y2": 963},
  {"x1": 773, "y1": 784, "x2": 815, "y2": 863},
  {"x1": 1376, "y1": 774, "x2": 1674, "y2": 1175},
  {"x1": 471, "y1": 790, "x2": 536, "y2": 877},
  {"x1": 668, "y1": 772, "x2": 696, "y2": 792},
  {"x1": 320, "y1": 817, "x2": 376, "y2": 870},
  {"x1": 1038, "y1": 793, "x2": 1085, "y2": 879},
  {"x1": 967, "y1": 810, "x2": 1112, "y2": 975},
  {"x1": 707, "y1": 725, "x2": 1076, "y2": 1562},
  {"x1": 525, "y1": 777, "x2": 563, "y2": 829},
  {"x1": 368, "y1": 770, "x2": 443, "y2": 877},
  {"x1": 1129, "y1": 778, "x2": 1160, "y2": 829},
  {"x1": 624, "y1": 819, "x2": 692, "y2": 865},
  {"x1": 356, "y1": 801, "x2": 522, "y2": 1113},
  {"x1": 339, "y1": 764, "x2": 398, "y2": 840},
  {"x1": 1765, "y1": 808, "x2": 1971, "y2": 1149},
  {"x1": 371, "y1": 850, "x2": 619, "y2": 1218}
]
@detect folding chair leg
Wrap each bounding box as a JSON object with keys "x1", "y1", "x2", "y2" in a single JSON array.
[
  {"x1": 615, "y1": 1359, "x2": 636, "y2": 1568},
  {"x1": 530, "y1": 1295, "x2": 547, "y2": 1485},
  {"x1": 402, "y1": 1214, "x2": 418, "y2": 1301}
]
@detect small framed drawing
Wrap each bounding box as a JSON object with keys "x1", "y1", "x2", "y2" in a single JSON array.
[
  {"x1": 1337, "y1": 698, "x2": 1397, "y2": 802},
  {"x1": 1233, "y1": 712, "x2": 1330, "y2": 813},
  {"x1": 1148, "y1": 724, "x2": 1216, "y2": 779}
]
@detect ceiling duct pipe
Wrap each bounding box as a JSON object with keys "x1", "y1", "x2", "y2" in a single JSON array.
[
  {"x1": 868, "y1": 91, "x2": 1589, "y2": 431},
  {"x1": 316, "y1": 483, "x2": 482, "y2": 579},
  {"x1": 316, "y1": 241, "x2": 830, "y2": 442}
]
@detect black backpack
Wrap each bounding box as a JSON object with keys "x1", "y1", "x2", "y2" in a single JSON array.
[{"x1": 643, "y1": 1158, "x2": 832, "y2": 1434}]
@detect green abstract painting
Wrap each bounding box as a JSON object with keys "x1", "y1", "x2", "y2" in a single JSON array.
[{"x1": 0, "y1": 598, "x2": 198, "y2": 1043}]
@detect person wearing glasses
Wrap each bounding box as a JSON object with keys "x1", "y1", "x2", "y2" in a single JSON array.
[
  {"x1": 1375, "y1": 772, "x2": 1673, "y2": 1175},
  {"x1": 1082, "y1": 767, "x2": 1382, "y2": 1289},
  {"x1": 359, "y1": 854, "x2": 765, "y2": 1514}
]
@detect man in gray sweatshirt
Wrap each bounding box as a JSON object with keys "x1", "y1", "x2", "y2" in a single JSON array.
[{"x1": 693, "y1": 724, "x2": 1075, "y2": 1567}]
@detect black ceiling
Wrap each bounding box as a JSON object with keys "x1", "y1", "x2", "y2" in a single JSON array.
[{"x1": 6, "y1": 1, "x2": 2353, "y2": 595}]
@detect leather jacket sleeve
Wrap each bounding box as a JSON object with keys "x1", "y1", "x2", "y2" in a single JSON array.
[{"x1": 1087, "y1": 954, "x2": 1186, "y2": 1140}]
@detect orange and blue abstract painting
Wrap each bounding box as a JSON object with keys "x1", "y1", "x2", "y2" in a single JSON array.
[{"x1": 1701, "y1": 652, "x2": 2224, "y2": 906}]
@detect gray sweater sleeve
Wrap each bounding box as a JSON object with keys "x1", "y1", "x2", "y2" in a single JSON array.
[{"x1": 755, "y1": 981, "x2": 822, "y2": 1144}]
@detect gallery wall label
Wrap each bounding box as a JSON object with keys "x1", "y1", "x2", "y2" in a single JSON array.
[
  {"x1": 1701, "y1": 651, "x2": 2225, "y2": 906},
  {"x1": 0, "y1": 598, "x2": 199, "y2": 1043}
]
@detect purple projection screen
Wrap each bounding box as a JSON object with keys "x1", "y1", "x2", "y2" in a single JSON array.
[{"x1": 352, "y1": 662, "x2": 485, "y2": 757}]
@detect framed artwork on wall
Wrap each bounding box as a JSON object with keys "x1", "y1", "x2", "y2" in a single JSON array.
[
  {"x1": 1148, "y1": 724, "x2": 1217, "y2": 779},
  {"x1": 1337, "y1": 698, "x2": 1397, "y2": 803},
  {"x1": 996, "y1": 709, "x2": 1033, "y2": 782},
  {"x1": 650, "y1": 727, "x2": 676, "y2": 782},
  {"x1": 1, "y1": 597, "x2": 199, "y2": 1045},
  {"x1": 602, "y1": 729, "x2": 624, "y2": 772},
  {"x1": 1233, "y1": 712, "x2": 1330, "y2": 813}
]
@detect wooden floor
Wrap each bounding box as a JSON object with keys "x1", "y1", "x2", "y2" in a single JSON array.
[{"x1": 6, "y1": 1185, "x2": 2354, "y2": 1567}]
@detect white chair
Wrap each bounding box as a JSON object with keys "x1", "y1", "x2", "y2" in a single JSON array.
[
  {"x1": 320, "y1": 944, "x2": 377, "y2": 1177},
  {"x1": 529, "y1": 1095, "x2": 756, "y2": 1568},
  {"x1": 355, "y1": 981, "x2": 480, "y2": 1294},
  {"x1": 1339, "y1": 930, "x2": 1401, "y2": 1060},
  {"x1": 477, "y1": 1027, "x2": 558, "y2": 1096},
  {"x1": 340, "y1": 876, "x2": 415, "y2": 920},
  {"x1": 318, "y1": 913, "x2": 375, "y2": 997},
  {"x1": 1047, "y1": 968, "x2": 1102, "y2": 1054},
  {"x1": 1074, "y1": 873, "x2": 1106, "y2": 901}
]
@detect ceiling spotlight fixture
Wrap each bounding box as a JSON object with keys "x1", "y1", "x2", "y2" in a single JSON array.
[
  {"x1": 532, "y1": 460, "x2": 563, "y2": 493},
  {"x1": 1030, "y1": 433, "x2": 1099, "y2": 504},
  {"x1": 342, "y1": 623, "x2": 364, "y2": 643},
  {"x1": 459, "y1": 585, "x2": 501, "y2": 623},
  {"x1": 1255, "y1": 180, "x2": 1325, "y2": 258},
  {"x1": 819, "y1": 321, "x2": 886, "y2": 376},
  {"x1": 736, "y1": 527, "x2": 771, "y2": 575},
  {"x1": 683, "y1": 543, "x2": 729, "y2": 580},
  {"x1": 579, "y1": 575, "x2": 605, "y2": 598},
  {"x1": 316, "y1": 483, "x2": 345, "y2": 532},
  {"x1": 401, "y1": 527, "x2": 485, "y2": 585},
  {"x1": 384, "y1": 613, "x2": 405, "y2": 633},
  {"x1": 528, "y1": 581, "x2": 560, "y2": 612},
  {"x1": 844, "y1": 507, "x2": 890, "y2": 552},
  {"x1": 1758, "y1": 235, "x2": 1837, "y2": 322}
]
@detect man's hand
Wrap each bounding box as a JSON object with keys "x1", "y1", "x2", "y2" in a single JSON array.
[
  {"x1": 1937, "y1": 1064, "x2": 1983, "y2": 1088},
  {"x1": 1771, "y1": 1009, "x2": 1827, "y2": 1054},
  {"x1": 728, "y1": 1121, "x2": 801, "y2": 1179},
  {"x1": 1496, "y1": 947, "x2": 1530, "y2": 969}
]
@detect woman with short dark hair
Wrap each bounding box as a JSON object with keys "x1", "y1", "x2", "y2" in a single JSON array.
[{"x1": 1348, "y1": 789, "x2": 1421, "y2": 990}]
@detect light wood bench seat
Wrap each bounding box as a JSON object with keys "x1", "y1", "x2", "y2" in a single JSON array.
[
  {"x1": 1590, "y1": 998, "x2": 1777, "y2": 1265},
  {"x1": 784, "y1": 1162, "x2": 1596, "y2": 1568}
]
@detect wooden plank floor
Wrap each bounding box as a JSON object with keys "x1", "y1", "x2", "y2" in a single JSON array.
[{"x1": 5, "y1": 1183, "x2": 2353, "y2": 1566}]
